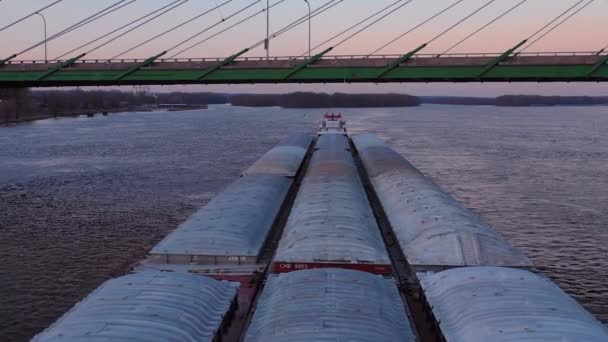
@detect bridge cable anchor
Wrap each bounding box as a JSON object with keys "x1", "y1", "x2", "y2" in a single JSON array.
[
  {"x1": 0, "y1": 54, "x2": 17, "y2": 66},
  {"x1": 375, "y1": 43, "x2": 427, "y2": 81},
  {"x1": 114, "y1": 51, "x2": 167, "y2": 81},
  {"x1": 587, "y1": 53, "x2": 608, "y2": 77},
  {"x1": 37, "y1": 53, "x2": 87, "y2": 81},
  {"x1": 283, "y1": 47, "x2": 333, "y2": 80},
  {"x1": 477, "y1": 39, "x2": 527, "y2": 79},
  {"x1": 194, "y1": 48, "x2": 249, "y2": 80}
]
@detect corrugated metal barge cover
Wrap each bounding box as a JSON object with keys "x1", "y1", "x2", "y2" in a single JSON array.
[
  {"x1": 150, "y1": 174, "x2": 291, "y2": 260},
  {"x1": 272, "y1": 261, "x2": 392, "y2": 275},
  {"x1": 419, "y1": 267, "x2": 608, "y2": 342},
  {"x1": 33, "y1": 272, "x2": 239, "y2": 342},
  {"x1": 274, "y1": 134, "x2": 391, "y2": 267},
  {"x1": 244, "y1": 134, "x2": 313, "y2": 177},
  {"x1": 352, "y1": 133, "x2": 532, "y2": 268},
  {"x1": 244, "y1": 268, "x2": 416, "y2": 342},
  {"x1": 351, "y1": 133, "x2": 422, "y2": 178}
]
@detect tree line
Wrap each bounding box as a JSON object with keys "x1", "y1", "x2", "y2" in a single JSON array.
[
  {"x1": 3, "y1": 89, "x2": 608, "y2": 124},
  {"x1": 230, "y1": 92, "x2": 420, "y2": 108}
]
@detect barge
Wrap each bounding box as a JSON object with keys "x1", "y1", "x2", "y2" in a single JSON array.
[{"x1": 33, "y1": 114, "x2": 608, "y2": 341}]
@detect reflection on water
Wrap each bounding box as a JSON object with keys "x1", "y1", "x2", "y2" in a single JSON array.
[{"x1": 1, "y1": 105, "x2": 607, "y2": 340}]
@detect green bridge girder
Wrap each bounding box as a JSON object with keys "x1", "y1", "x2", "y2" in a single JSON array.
[{"x1": 0, "y1": 58, "x2": 607, "y2": 87}]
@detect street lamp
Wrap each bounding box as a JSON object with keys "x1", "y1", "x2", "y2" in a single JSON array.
[
  {"x1": 304, "y1": 0, "x2": 311, "y2": 57},
  {"x1": 34, "y1": 12, "x2": 47, "y2": 62},
  {"x1": 265, "y1": 0, "x2": 270, "y2": 59}
]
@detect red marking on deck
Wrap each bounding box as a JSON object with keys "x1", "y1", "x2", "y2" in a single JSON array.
[
  {"x1": 272, "y1": 262, "x2": 392, "y2": 275},
  {"x1": 207, "y1": 274, "x2": 262, "y2": 340},
  {"x1": 208, "y1": 274, "x2": 259, "y2": 305}
]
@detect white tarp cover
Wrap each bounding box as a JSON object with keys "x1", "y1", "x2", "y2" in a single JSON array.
[
  {"x1": 33, "y1": 272, "x2": 239, "y2": 342},
  {"x1": 151, "y1": 174, "x2": 291, "y2": 258},
  {"x1": 419, "y1": 267, "x2": 608, "y2": 342},
  {"x1": 353, "y1": 134, "x2": 532, "y2": 268},
  {"x1": 274, "y1": 134, "x2": 390, "y2": 264},
  {"x1": 245, "y1": 268, "x2": 416, "y2": 342},
  {"x1": 243, "y1": 134, "x2": 313, "y2": 177}
]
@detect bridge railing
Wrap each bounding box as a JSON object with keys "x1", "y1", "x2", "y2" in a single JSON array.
[{"x1": 2, "y1": 51, "x2": 601, "y2": 66}]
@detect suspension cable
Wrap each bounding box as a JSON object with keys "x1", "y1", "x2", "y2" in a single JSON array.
[
  {"x1": 169, "y1": 0, "x2": 292, "y2": 58},
  {"x1": 86, "y1": 0, "x2": 189, "y2": 56},
  {"x1": 265, "y1": 0, "x2": 341, "y2": 41},
  {"x1": 598, "y1": 44, "x2": 608, "y2": 55},
  {"x1": 54, "y1": 0, "x2": 136, "y2": 40},
  {"x1": 214, "y1": 0, "x2": 226, "y2": 19},
  {"x1": 13, "y1": 0, "x2": 133, "y2": 58},
  {"x1": 0, "y1": 0, "x2": 63, "y2": 33},
  {"x1": 55, "y1": 0, "x2": 183, "y2": 60},
  {"x1": 523, "y1": 0, "x2": 585, "y2": 44},
  {"x1": 166, "y1": 0, "x2": 262, "y2": 57},
  {"x1": 248, "y1": 0, "x2": 343, "y2": 50},
  {"x1": 267, "y1": 0, "x2": 341, "y2": 39},
  {"x1": 369, "y1": 0, "x2": 465, "y2": 56},
  {"x1": 439, "y1": 0, "x2": 528, "y2": 56},
  {"x1": 112, "y1": 0, "x2": 233, "y2": 59},
  {"x1": 427, "y1": 0, "x2": 497, "y2": 45},
  {"x1": 521, "y1": 0, "x2": 594, "y2": 52},
  {"x1": 323, "y1": 0, "x2": 415, "y2": 54},
  {"x1": 306, "y1": 0, "x2": 406, "y2": 55}
]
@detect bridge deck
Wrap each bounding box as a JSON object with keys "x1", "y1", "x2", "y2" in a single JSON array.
[
  {"x1": 1, "y1": 54, "x2": 606, "y2": 86},
  {"x1": 1, "y1": 55, "x2": 601, "y2": 70}
]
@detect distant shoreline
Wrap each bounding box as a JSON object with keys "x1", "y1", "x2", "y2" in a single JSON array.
[
  {"x1": 4, "y1": 90, "x2": 608, "y2": 125},
  {"x1": 421, "y1": 95, "x2": 608, "y2": 107},
  {"x1": 228, "y1": 93, "x2": 608, "y2": 108},
  {"x1": 227, "y1": 93, "x2": 608, "y2": 108},
  {"x1": 230, "y1": 92, "x2": 420, "y2": 108}
]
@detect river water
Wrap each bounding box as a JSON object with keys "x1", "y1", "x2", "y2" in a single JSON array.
[{"x1": 1, "y1": 105, "x2": 607, "y2": 341}]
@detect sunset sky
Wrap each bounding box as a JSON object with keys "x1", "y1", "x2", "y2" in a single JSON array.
[{"x1": 1, "y1": 0, "x2": 607, "y2": 95}]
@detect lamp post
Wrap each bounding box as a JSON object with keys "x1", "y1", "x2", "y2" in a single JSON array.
[
  {"x1": 304, "y1": 0, "x2": 311, "y2": 57},
  {"x1": 34, "y1": 12, "x2": 47, "y2": 62},
  {"x1": 265, "y1": 0, "x2": 270, "y2": 59}
]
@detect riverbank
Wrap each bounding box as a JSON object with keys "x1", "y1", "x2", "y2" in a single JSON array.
[
  {"x1": 4, "y1": 90, "x2": 608, "y2": 126},
  {"x1": 421, "y1": 95, "x2": 608, "y2": 106},
  {"x1": 230, "y1": 92, "x2": 421, "y2": 108},
  {"x1": 2, "y1": 108, "x2": 153, "y2": 125}
]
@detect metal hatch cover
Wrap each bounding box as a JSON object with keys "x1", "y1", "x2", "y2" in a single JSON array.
[{"x1": 418, "y1": 267, "x2": 608, "y2": 342}]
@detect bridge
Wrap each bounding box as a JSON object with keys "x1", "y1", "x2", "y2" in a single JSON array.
[
  {"x1": 1, "y1": 0, "x2": 607, "y2": 87},
  {"x1": 1, "y1": 51, "x2": 607, "y2": 87}
]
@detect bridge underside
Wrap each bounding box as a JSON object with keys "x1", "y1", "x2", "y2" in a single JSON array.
[{"x1": 1, "y1": 55, "x2": 607, "y2": 87}]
